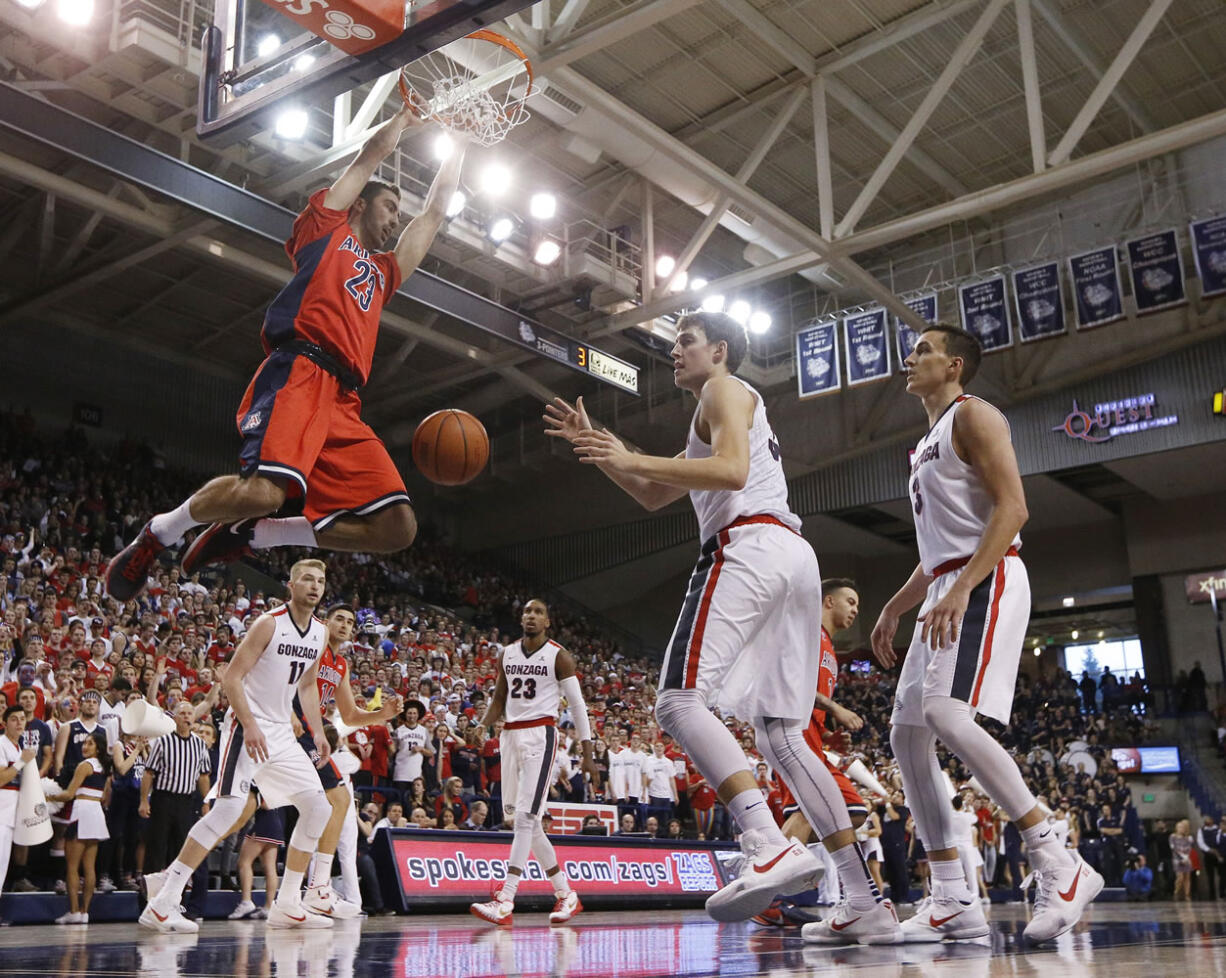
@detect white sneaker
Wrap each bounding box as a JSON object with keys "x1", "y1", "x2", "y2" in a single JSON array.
[
  {"x1": 705, "y1": 831, "x2": 823, "y2": 922},
  {"x1": 139, "y1": 901, "x2": 200, "y2": 934},
  {"x1": 228, "y1": 899, "x2": 258, "y2": 920},
  {"x1": 97, "y1": 875, "x2": 117, "y2": 894},
  {"x1": 470, "y1": 894, "x2": 515, "y2": 926},
  {"x1": 144, "y1": 870, "x2": 168, "y2": 904},
  {"x1": 303, "y1": 884, "x2": 362, "y2": 920},
  {"x1": 548, "y1": 891, "x2": 583, "y2": 925},
  {"x1": 1022, "y1": 853, "x2": 1103, "y2": 943},
  {"x1": 899, "y1": 893, "x2": 989, "y2": 942},
  {"x1": 267, "y1": 900, "x2": 334, "y2": 929},
  {"x1": 801, "y1": 899, "x2": 901, "y2": 945},
  {"x1": 55, "y1": 911, "x2": 81, "y2": 925}
]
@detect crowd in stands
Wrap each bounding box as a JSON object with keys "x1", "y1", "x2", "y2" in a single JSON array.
[{"x1": 0, "y1": 410, "x2": 1223, "y2": 919}]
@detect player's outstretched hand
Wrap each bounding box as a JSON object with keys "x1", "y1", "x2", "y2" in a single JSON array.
[
  {"x1": 543, "y1": 396, "x2": 593, "y2": 444},
  {"x1": 832, "y1": 704, "x2": 864, "y2": 732},
  {"x1": 918, "y1": 585, "x2": 968, "y2": 651},
  {"x1": 870, "y1": 611, "x2": 899, "y2": 668},
  {"x1": 572, "y1": 428, "x2": 633, "y2": 470}
]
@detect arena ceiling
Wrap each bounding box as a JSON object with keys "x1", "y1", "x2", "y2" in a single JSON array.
[{"x1": 1, "y1": 0, "x2": 1225, "y2": 542}]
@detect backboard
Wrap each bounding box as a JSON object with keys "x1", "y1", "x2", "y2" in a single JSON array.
[{"x1": 198, "y1": 0, "x2": 538, "y2": 143}]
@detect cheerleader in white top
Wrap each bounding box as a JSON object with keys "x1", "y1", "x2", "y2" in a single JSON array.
[{"x1": 50, "y1": 728, "x2": 110, "y2": 924}]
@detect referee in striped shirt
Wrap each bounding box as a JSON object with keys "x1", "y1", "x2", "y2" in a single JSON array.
[{"x1": 141, "y1": 700, "x2": 211, "y2": 909}]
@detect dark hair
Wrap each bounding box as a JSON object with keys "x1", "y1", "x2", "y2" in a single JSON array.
[
  {"x1": 952, "y1": 794, "x2": 964, "y2": 810},
  {"x1": 326, "y1": 602, "x2": 356, "y2": 620},
  {"x1": 676, "y1": 311, "x2": 748, "y2": 374},
  {"x1": 87, "y1": 729, "x2": 112, "y2": 775},
  {"x1": 822, "y1": 577, "x2": 858, "y2": 595},
  {"x1": 3, "y1": 705, "x2": 22, "y2": 722},
  {"x1": 358, "y1": 180, "x2": 400, "y2": 206},
  {"x1": 110, "y1": 677, "x2": 132, "y2": 693},
  {"x1": 524, "y1": 597, "x2": 550, "y2": 615},
  {"x1": 922, "y1": 323, "x2": 982, "y2": 385}
]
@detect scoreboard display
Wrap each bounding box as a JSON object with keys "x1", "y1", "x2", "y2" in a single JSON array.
[{"x1": 507, "y1": 317, "x2": 639, "y2": 395}]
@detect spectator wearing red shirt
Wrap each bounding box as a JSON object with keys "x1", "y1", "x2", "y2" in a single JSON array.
[
  {"x1": 350, "y1": 722, "x2": 391, "y2": 787},
  {"x1": 687, "y1": 767, "x2": 718, "y2": 840}
]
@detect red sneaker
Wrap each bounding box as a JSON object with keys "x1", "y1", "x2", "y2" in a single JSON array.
[
  {"x1": 549, "y1": 891, "x2": 582, "y2": 925},
  {"x1": 181, "y1": 519, "x2": 256, "y2": 575},
  {"x1": 106, "y1": 522, "x2": 166, "y2": 601}
]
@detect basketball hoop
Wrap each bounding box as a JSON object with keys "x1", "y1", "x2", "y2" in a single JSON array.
[{"x1": 398, "y1": 29, "x2": 533, "y2": 146}]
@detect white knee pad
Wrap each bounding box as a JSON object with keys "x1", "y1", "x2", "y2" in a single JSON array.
[
  {"x1": 288, "y1": 790, "x2": 331, "y2": 853},
  {"x1": 656, "y1": 688, "x2": 750, "y2": 789},
  {"x1": 654, "y1": 688, "x2": 701, "y2": 738},
  {"x1": 513, "y1": 811, "x2": 538, "y2": 835},
  {"x1": 187, "y1": 795, "x2": 249, "y2": 852}
]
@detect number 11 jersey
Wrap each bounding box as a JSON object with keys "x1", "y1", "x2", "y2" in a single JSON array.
[
  {"x1": 501, "y1": 639, "x2": 561, "y2": 725},
  {"x1": 246, "y1": 607, "x2": 326, "y2": 727}
]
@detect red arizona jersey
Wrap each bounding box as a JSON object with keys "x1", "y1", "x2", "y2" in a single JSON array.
[
  {"x1": 801, "y1": 628, "x2": 838, "y2": 756},
  {"x1": 315, "y1": 645, "x2": 348, "y2": 715},
  {"x1": 263, "y1": 190, "x2": 402, "y2": 384}
]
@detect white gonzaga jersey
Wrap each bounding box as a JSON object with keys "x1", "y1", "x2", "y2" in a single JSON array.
[
  {"x1": 687, "y1": 377, "x2": 801, "y2": 542},
  {"x1": 908, "y1": 395, "x2": 1021, "y2": 575},
  {"x1": 246, "y1": 608, "x2": 326, "y2": 726},
  {"x1": 501, "y1": 639, "x2": 561, "y2": 725}
]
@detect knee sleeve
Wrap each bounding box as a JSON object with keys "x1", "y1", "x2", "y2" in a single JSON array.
[
  {"x1": 922, "y1": 696, "x2": 1035, "y2": 820},
  {"x1": 508, "y1": 811, "x2": 537, "y2": 870},
  {"x1": 890, "y1": 722, "x2": 956, "y2": 852},
  {"x1": 756, "y1": 717, "x2": 850, "y2": 839},
  {"x1": 187, "y1": 795, "x2": 249, "y2": 852},
  {"x1": 531, "y1": 818, "x2": 560, "y2": 870},
  {"x1": 288, "y1": 790, "x2": 330, "y2": 853},
  {"x1": 656, "y1": 689, "x2": 751, "y2": 789}
]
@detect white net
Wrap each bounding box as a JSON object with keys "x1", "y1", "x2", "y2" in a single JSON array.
[{"x1": 399, "y1": 31, "x2": 532, "y2": 147}]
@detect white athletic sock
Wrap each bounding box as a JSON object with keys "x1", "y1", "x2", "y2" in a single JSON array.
[
  {"x1": 929, "y1": 855, "x2": 974, "y2": 901},
  {"x1": 156, "y1": 859, "x2": 193, "y2": 907},
  {"x1": 308, "y1": 852, "x2": 333, "y2": 889},
  {"x1": 252, "y1": 516, "x2": 317, "y2": 550},
  {"x1": 499, "y1": 874, "x2": 520, "y2": 901},
  {"x1": 548, "y1": 869, "x2": 570, "y2": 897},
  {"x1": 727, "y1": 789, "x2": 787, "y2": 845},
  {"x1": 277, "y1": 866, "x2": 305, "y2": 905},
  {"x1": 1021, "y1": 822, "x2": 1075, "y2": 869},
  {"x1": 830, "y1": 842, "x2": 883, "y2": 910},
  {"x1": 150, "y1": 500, "x2": 200, "y2": 546}
]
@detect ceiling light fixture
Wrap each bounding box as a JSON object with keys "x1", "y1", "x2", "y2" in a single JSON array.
[
  {"x1": 529, "y1": 192, "x2": 557, "y2": 220},
  {"x1": 274, "y1": 108, "x2": 309, "y2": 140}
]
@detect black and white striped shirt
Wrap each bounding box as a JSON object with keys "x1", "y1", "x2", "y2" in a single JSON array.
[{"x1": 145, "y1": 730, "x2": 211, "y2": 795}]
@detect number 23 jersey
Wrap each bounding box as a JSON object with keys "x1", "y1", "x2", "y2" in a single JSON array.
[
  {"x1": 501, "y1": 639, "x2": 561, "y2": 725},
  {"x1": 246, "y1": 607, "x2": 326, "y2": 727}
]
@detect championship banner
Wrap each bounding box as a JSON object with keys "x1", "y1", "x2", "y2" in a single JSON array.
[
  {"x1": 1126, "y1": 228, "x2": 1186, "y2": 314},
  {"x1": 795, "y1": 320, "x2": 840, "y2": 398},
  {"x1": 843, "y1": 308, "x2": 890, "y2": 386},
  {"x1": 1189, "y1": 216, "x2": 1226, "y2": 299},
  {"x1": 895, "y1": 293, "x2": 937, "y2": 366},
  {"x1": 1012, "y1": 262, "x2": 1066, "y2": 342},
  {"x1": 1068, "y1": 246, "x2": 1124, "y2": 330},
  {"x1": 957, "y1": 276, "x2": 1011, "y2": 352},
  {"x1": 375, "y1": 828, "x2": 735, "y2": 911}
]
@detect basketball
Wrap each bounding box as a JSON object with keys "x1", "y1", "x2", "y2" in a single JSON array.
[{"x1": 412, "y1": 409, "x2": 489, "y2": 485}]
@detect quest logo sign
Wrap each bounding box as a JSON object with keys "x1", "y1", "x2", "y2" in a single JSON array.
[{"x1": 1052, "y1": 393, "x2": 1178, "y2": 444}]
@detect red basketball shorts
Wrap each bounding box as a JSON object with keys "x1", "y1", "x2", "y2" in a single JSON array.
[
  {"x1": 778, "y1": 752, "x2": 867, "y2": 819},
  {"x1": 236, "y1": 351, "x2": 409, "y2": 530}
]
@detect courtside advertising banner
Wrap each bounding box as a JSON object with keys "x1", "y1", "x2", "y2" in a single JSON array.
[
  {"x1": 796, "y1": 320, "x2": 840, "y2": 398},
  {"x1": 895, "y1": 293, "x2": 937, "y2": 366},
  {"x1": 1126, "y1": 228, "x2": 1186, "y2": 314},
  {"x1": 1012, "y1": 261, "x2": 1066, "y2": 342},
  {"x1": 843, "y1": 308, "x2": 890, "y2": 386},
  {"x1": 1189, "y1": 216, "x2": 1226, "y2": 299},
  {"x1": 957, "y1": 275, "x2": 1012, "y2": 352},
  {"x1": 1068, "y1": 246, "x2": 1124, "y2": 329},
  {"x1": 376, "y1": 829, "x2": 734, "y2": 911}
]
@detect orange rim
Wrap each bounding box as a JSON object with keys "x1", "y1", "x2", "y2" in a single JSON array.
[{"x1": 397, "y1": 28, "x2": 534, "y2": 121}]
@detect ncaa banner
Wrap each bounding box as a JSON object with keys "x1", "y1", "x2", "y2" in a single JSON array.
[
  {"x1": 1068, "y1": 246, "x2": 1124, "y2": 329},
  {"x1": 1126, "y1": 228, "x2": 1186, "y2": 314},
  {"x1": 957, "y1": 276, "x2": 1011, "y2": 352},
  {"x1": 1012, "y1": 262, "x2": 1066, "y2": 342},
  {"x1": 895, "y1": 293, "x2": 937, "y2": 367},
  {"x1": 844, "y1": 309, "x2": 890, "y2": 386},
  {"x1": 796, "y1": 320, "x2": 840, "y2": 398},
  {"x1": 1189, "y1": 216, "x2": 1226, "y2": 299}
]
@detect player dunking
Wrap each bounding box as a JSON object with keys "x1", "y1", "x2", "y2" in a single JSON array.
[
  {"x1": 106, "y1": 110, "x2": 468, "y2": 601},
  {"x1": 546, "y1": 312, "x2": 897, "y2": 938},
  {"x1": 293, "y1": 601, "x2": 402, "y2": 918},
  {"x1": 140, "y1": 559, "x2": 334, "y2": 933},
  {"x1": 470, "y1": 599, "x2": 595, "y2": 927},
  {"x1": 871, "y1": 324, "x2": 1102, "y2": 943}
]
